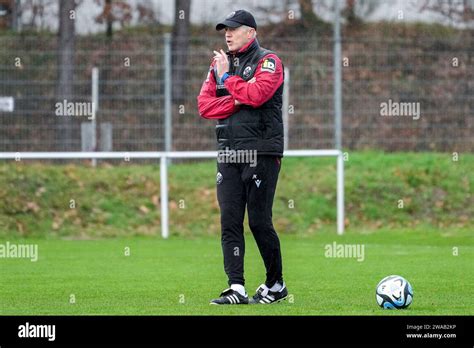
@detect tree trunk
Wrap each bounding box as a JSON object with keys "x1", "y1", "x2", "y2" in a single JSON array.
[
  {"x1": 106, "y1": 0, "x2": 113, "y2": 37},
  {"x1": 345, "y1": 0, "x2": 357, "y2": 24},
  {"x1": 101, "y1": 0, "x2": 113, "y2": 98},
  {"x1": 11, "y1": 0, "x2": 19, "y2": 30},
  {"x1": 171, "y1": 0, "x2": 191, "y2": 103},
  {"x1": 56, "y1": 0, "x2": 76, "y2": 151},
  {"x1": 298, "y1": 0, "x2": 318, "y2": 27}
]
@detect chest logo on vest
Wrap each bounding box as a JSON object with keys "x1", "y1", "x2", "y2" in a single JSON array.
[
  {"x1": 261, "y1": 57, "x2": 276, "y2": 73},
  {"x1": 252, "y1": 174, "x2": 262, "y2": 188},
  {"x1": 243, "y1": 66, "x2": 252, "y2": 79}
]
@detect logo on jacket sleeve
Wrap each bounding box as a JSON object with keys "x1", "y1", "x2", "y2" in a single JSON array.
[
  {"x1": 243, "y1": 66, "x2": 252, "y2": 79},
  {"x1": 261, "y1": 57, "x2": 276, "y2": 73}
]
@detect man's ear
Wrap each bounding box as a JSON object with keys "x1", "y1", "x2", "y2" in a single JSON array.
[{"x1": 248, "y1": 29, "x2": 255, "y2": 39}]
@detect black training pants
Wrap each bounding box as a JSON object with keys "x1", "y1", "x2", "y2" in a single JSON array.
[{"x1": 216, "y1": 155, "x2": 283, "y2": 288}]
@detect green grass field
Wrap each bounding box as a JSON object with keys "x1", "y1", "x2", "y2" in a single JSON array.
[
  {"x1": 1, "y1": 228, "x2": 472, "y2": 315},
  {"x1": 0, "y1": 152, "x2": 472, "y2": 315}
]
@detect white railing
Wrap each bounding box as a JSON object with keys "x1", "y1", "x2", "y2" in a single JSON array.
[{"x1": 0, "y1": 150, "x2": 344, "y2": 237}]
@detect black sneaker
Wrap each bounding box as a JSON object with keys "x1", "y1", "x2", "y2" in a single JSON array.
[
  {"x1": 249, "y1": 282, "x2": 288, "y2": 304},
  {"x1": 210, "y1": 288, "x2": 249, "y2": 305}
]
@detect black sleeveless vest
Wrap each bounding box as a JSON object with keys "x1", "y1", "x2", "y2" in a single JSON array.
[{"x1": 213, "y1": 39, "x2": 284, "y2": 157}]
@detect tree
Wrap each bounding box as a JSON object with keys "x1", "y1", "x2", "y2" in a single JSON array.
[
  {"x1": 343, "y1": 0, "x2": 380, "y2": 26},
  {"x1": 343, "y1": 0, "x2": 358, "y2": 25},
  {"x1": 0, "y1": 0, "x2": 12, "y2": 29},
  {"x1": 419, "y1": 0, "x2": 474, "y2": 25},
  {"x1": 136, "y1": 1, "x2": 157, "y2": 25},
  {"x1": 94, "y1": 0, "x2": 132, "y2": 37},
  {"x1": 298, "y1": 0, "x2": 321, "y2": 27},
  {"x1": 94, "y1": 1, "x2": 132, "y2": 104},
  {"x1": 0, "y1": 0, "x2": 23, "y2": 30},
  {"x1": 56, "y1": 0, "x2": 76, "y2": 151},
  {"x1": 171, "y1": 0, "x2": 191, "y2": 103}
]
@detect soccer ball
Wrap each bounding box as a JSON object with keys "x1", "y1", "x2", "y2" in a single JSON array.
[{"x1": 375, "y1": 275, "x2": 413, "y2": 309}]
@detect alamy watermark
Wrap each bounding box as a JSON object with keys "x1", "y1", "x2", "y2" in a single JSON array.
[
  {"x1": 217, "y1": 147, "x2": 257, "y2": 167},
  {"x1": 324, "y1": 241, "x2": 365, "y2": 262},
  {"x1": 18, "y1": 322, "x2": 55, "y2": 341},
  {"x1": 0, "y1": 241, "x2": 38, "y2": 262},
  {"x1": 380, "y1": 99, "x2": 420, "y2": 120},
  {"x1": 55, "y1": 99, "x2": 95, "y2": 120}
]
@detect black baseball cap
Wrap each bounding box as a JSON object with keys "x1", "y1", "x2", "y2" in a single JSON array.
[{"x1": 216, "y1": 10, "x2": 257, "y2": 31}]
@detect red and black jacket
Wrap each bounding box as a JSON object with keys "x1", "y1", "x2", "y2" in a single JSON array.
[{"x1": 197, "y1": 38, "x2": 284, "y2": 157}]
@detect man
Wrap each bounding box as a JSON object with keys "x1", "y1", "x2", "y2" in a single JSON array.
[{"x1": 197, "y1": 10, "x2": 288, "y2": 305}]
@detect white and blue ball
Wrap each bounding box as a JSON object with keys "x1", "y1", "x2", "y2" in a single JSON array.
[{"x1": 376, "y1": 275, "x2": 413, "y2": 309}]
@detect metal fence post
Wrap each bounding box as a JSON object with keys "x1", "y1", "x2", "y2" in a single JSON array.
[
  {"x1": 333, "y1": 0, "x2": 342, "y2": 150},
  {"x1": 91, "y1": 67, "x2": 98, "y2": 166},
  {"x1": 163, "y1": 34, "x2": 172, "y2": 161},
  {"x1": 334, "y1": 0, "x2": 344, "y2": 235},
  {"x1": 283, "y1": 67, "x2": 290, "y2": 151},
  {"x1": 337, "y1": 152, "x2": 345, "y2": 235},
  {"x1": 160, "y1": 154, "x2": 169, "y2": 238}
]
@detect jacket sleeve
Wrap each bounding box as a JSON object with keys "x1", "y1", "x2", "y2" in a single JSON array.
[
  {"x1": 197, "y1": 62, "x2": 239, "y2": 120},
  {"x1": 223, "y1": 54, "x2": 284, "y2": 108}
]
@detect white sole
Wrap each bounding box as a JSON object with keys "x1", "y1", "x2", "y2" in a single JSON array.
[
  {"x1": 251, "y1": 295, "x2": 288, "y2": 305},
  {"x1": 209, "y1": 300, "x2": 249, "y2": 305}
]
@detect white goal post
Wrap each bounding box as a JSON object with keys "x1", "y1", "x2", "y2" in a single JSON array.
[{"x1": 0, "y1": 150, "x2": 344, "y2": 237}]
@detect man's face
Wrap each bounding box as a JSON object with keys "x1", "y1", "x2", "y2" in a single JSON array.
[{"x1": 224, "y1": 26, "x2": 254, "y2": 52}]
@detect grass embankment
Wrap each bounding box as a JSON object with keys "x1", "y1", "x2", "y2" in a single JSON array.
[{"x1": 0, "y1": 152, "x2": 472, "y2": 238}]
